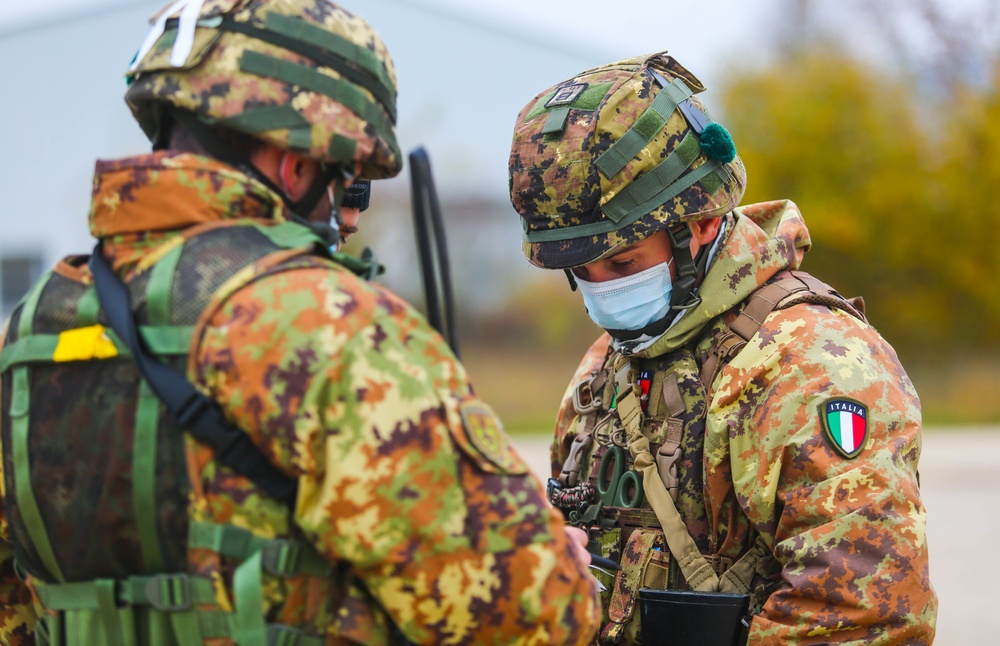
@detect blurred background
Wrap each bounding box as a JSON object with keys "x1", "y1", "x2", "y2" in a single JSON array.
[
  {"x1": 1, "y1": 0, "x2": 997, "y2": 641},
  {"x1": 3, "y1": 0, "x2": 995, "y2": 432}
]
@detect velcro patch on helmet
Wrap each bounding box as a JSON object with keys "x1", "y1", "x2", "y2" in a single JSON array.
[
  {"x1": 546, "y1": 83, "x2": 588, "y2": 107},
  {"x1": 453, "y1": 401, "x2": 530, "y2": 475},
  {"x1": 819, "y1": 398, "x2": 870, "y2": 458}
]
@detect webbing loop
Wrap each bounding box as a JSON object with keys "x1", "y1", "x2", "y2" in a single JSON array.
[
  {"x1": 523, "y1": 157, "x2": 722, "y2": 243},
  {"x1": 144, "y1": 574, "x2": 193, "y2": 612},
  {"x1": 189, "y1": 520, "x2": 334, "y2": 578},
  {"x1": 8, "y1": 273, "x2": 67, "y2": 584},
  {"x1": 262, "y1": 540, "x2": 302, "y2": 577},
  {"x1": 595, "y1": 77, "x2": 693, "y2": 178},
  {"x1": 238, "y1": 50, "x2": 398, "y2": 161}
]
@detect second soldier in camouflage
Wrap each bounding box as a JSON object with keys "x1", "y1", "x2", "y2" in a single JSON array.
[{"x1": 508, "y1": 52, "x2": 937, "y2": 644}]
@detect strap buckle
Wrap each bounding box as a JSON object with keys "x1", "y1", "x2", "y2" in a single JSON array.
[
  {"x1": 572, "y1": 376, "x2": 601, "y2": 414},
  {"x1": 145, "y1": 574, "x2": 192, "y2": 612},
  {"x1": 613, "y1": 361, "x2": 637, "y2": 404},
  {"x1": 262, "y1": 540, "x2": 301, "y2": 577},
  {"x1": 655, "y1": 441, "x2": 682, "y2": 501}
]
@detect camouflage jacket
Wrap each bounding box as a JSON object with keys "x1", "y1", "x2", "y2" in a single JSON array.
[
  {"x1": 0, "y1": 151, "x2": 601, "y2": 645},
  {"x1": 552, "y1": 200, "x2": 937, "y2": 644}
]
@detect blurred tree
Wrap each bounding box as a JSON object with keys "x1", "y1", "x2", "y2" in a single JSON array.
[{"x1": 717, "y1": 1, "x2": 1000, "y2": 360}]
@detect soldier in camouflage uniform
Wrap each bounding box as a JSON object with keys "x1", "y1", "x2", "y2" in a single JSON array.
[
  {"x1": 0, "y1": 1, "x2": 601, "y2": 644},
  {"x1": 507, "y1": 53, "x2": 937, "y2": 644}
]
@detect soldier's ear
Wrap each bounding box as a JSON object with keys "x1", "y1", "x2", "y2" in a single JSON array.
[
  {"x1": 275, "y1": 150, "x2": 322, "y2": 201},
  {"x1": 689, "y1": 217, "x2": 723, "y2": 247}
]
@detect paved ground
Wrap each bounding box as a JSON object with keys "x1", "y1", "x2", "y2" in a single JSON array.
[{"x1": 512, "y1": 427, "x2": 999, "y2": 643}]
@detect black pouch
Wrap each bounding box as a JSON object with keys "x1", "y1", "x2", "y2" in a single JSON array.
[{"x1": 637, "y1": 588, "x2": 749, "y2": 646}]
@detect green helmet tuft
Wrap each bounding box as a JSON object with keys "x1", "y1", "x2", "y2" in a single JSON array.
[
  {"x1": 125, "y1": 0, "x2": 401, "y2": 180},
  {"x1": 698, "y1": 123, "x2": 737, "y2": 163},
  {"x1": 508, "y1": 52, "x2": 746, "y2": 269}
]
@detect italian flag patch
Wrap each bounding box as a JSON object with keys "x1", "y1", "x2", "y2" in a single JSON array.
[{"x1": 819, "y1": 398, "x2": 869, "y2": 458}]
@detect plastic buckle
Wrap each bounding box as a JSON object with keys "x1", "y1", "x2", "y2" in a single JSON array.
[
  {"x1": 572, "y1": 376, "x2": 601, "y2": 414},
  {"x1": 145, "y1": 574, "x2": 192, "y2": 612},
  {"x1": 613, "y1": 362, "x2": 637, "y2": 403},
  {"x1": 666, "y1": 224, "x2": 692, "y2": 248},
  {"x1": 262, "y1": 540, "x2": 301, "y2": 577}
]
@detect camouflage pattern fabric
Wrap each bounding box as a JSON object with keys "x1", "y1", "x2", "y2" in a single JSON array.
[
  {"x1": 551, "y1": 200, "x2": 937, "y2": 643},
  {"x1": 0, "y1": 152, "x2": 601, "y2": 645}
]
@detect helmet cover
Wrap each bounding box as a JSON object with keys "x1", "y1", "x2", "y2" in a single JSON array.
[
  {"x1": 509, "y1": 52, "x2": 746, "y2": 269},
  {"x1": 126, "y1": 0, "x2": 401, "y2": 179}
]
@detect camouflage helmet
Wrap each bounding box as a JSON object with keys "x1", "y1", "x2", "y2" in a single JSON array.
[
  {"x1": 125, "y1": 0, "x2": 401, "y2": 180},
  {"x1": 509, "y1": 53, "x2": 746, "y2": 269}
]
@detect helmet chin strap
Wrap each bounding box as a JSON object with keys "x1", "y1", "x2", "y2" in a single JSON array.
[{"x1": 666, "y1": 224, "x2": 700, "y2": 311}]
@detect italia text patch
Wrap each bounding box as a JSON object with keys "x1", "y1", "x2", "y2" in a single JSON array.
[{"x1": 819, "y1": 398, "x2": 869, "y2": 458}]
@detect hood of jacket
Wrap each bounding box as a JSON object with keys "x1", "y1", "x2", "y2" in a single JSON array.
[
  {"x1": 628, "y1": 199, "x2": 812, "y2": 359},
  {"x1": 88, "y1": 151, "x2": 288, "y2": 273}
]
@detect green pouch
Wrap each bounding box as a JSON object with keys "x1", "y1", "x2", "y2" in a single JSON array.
[{"x1": 599, "y1": 527, "x2": 669, "y2": 645}]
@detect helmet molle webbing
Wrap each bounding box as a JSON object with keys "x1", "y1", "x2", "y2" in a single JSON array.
[
  {"x1": 239, "y1": 50, "x2": 396, "y2": 153},
  {"x1": 216, "y1": 13, "x2": 397, "y2": 123},
  {"x1": 595, "y1": 76, "x2": 693, "y2": 178},
  {"x1": 135, "y1": 11, "x2": 397, "y2": 126},
  {"x1": 211, "y1": 104, "x2": 310, "y2": 151},
  {"x1": 523, "y1": 135, "x2": 720, "y2": 243}
]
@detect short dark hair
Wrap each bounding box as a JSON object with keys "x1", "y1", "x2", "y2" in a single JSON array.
[{"x1": 163, "y1": 111, "x2": 264, "y2": 159}]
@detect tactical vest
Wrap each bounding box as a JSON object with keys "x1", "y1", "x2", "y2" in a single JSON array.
[
  {"x1": 0, "y1": 220, "x2": 372, "y2": 646},
  {"x1": 549, "y1": 271, "x2": 866, "y2": 645}
]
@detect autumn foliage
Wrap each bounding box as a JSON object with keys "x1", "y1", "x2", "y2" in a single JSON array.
[{"x1": 717, "y1": 48, "x2": 1000, "y2": 361}]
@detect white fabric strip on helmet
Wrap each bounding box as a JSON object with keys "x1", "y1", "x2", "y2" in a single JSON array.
[
  {"x1": 129, "y1": 0, "x2": 188, "y2": 72},
  {"x1": 171, "y1": 0, "x2": 208, "y2": 67}
]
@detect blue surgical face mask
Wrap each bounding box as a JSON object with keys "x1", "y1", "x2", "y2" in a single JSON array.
[{"x1": 575, "y1": 260, "x2": 674, "y2": 332}]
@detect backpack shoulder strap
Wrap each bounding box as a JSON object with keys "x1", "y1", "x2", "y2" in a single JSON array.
[
  {"x1": 700, "y1": 270, "x2": 866, "y2": 387},
  {"x1": 89, "y1": 244, "x2": 298, "y2": 506}
]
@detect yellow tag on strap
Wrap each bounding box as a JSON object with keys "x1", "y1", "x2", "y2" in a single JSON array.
[{"x1": 52, "y1": 325, "x2": 119, "y2": 362}]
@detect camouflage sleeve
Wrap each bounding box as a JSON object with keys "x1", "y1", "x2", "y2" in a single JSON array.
[
  {"x1": 194, "y1": 263, "x2": 601, "y2": 645},
  {"x1": 0, "y1": 326, "x2": 38, "y2": 645},
  {"x1": 708, "y1": 304, "x2": 937, "y2": 644},
  {"x1": 551, "y1": 334, "x2": 611, "y2": 477}
]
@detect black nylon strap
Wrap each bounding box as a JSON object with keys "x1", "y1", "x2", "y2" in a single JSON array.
[{"x1": 89, "y1": 245, "x2": 298, "y2": 506}]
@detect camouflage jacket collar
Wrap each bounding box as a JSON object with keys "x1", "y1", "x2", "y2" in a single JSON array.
[
  {"x1": 89, "y1": 151, "x2": 289, "y2": 238},
  {"x1": 88, "y1": 150, "x2": 289, "y2": 273},
  {"x1": 627, "y1": 199, "x2": 812, "y2": 359}
]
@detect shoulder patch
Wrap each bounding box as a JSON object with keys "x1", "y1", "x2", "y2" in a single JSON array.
[
  {"x1": 454, "y1": 401, "x2": 530, "y2": 475},
  {"x1": 819, "y1": 398, "x2": 869, "y2": 458}
]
